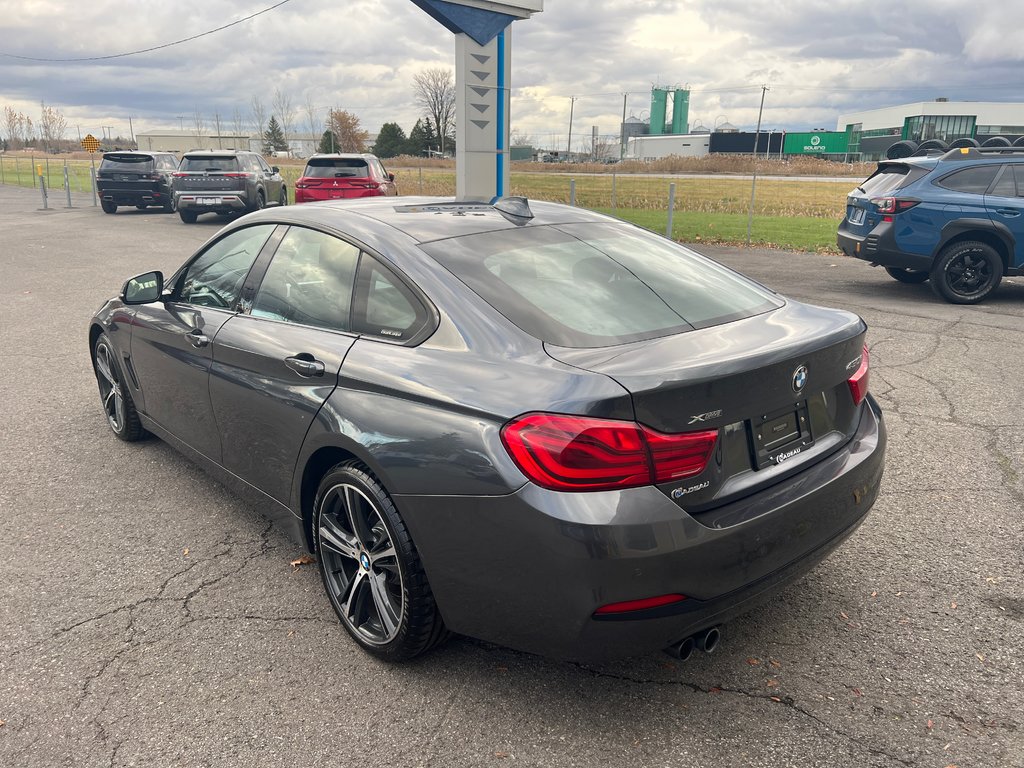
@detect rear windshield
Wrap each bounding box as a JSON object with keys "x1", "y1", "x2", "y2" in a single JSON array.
[
  {"x1": 180, "y1": 156, "x2": 240, "y2": 172},
  {"x1": 421, "y1": 222, "x2": 782, "y2": 348},
  {"x1": 303, "y1": 158, "x2": 370, "y2": 178},
  {"x1": 100, "y1": 154, "x2": 155, "y2": 172},
  {"x1": 858, "y1": 163, "x2": 929, "y2": 196}
]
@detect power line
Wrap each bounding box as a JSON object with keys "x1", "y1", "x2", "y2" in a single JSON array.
[{"x1": 0, "y1": 0, "x2": 294, "y2": 62}]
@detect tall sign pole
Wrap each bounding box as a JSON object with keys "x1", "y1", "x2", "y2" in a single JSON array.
[{"x1": 411, "y1": 1, "x2": 543, "y2": 201}]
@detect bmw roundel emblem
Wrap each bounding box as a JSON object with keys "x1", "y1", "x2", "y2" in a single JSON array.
[{"x1": 792, "y1": 365, "x2": 808, "y2": 393}]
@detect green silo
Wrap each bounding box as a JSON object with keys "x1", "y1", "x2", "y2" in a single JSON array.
[
  {"x1": 671, "y1": 89, "x2": 689, "y2": 134},
  {"x1": 650, "y1": 88, "x2": 668, "y2": 136}
]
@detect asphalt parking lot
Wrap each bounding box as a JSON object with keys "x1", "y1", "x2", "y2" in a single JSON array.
[{"x1": 1, "y1": 182, "x2": 1022, "y2": 768}]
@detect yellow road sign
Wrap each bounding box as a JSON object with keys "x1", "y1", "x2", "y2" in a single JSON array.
[{"x1": 81, "y1": 134, "x2": 101, "y2": 153}]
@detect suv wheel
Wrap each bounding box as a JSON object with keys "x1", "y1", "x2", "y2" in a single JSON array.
[
  {"x1": 930, "y1": 241, "x2": 1002, "y2": 304},
  {"x1": 884, "y1": 267, "x2": 929, "y2": 284},
  {"x1": 101, "y1": 200, "x2": 117, "y2": 214},
  {"x1": 252, "y1": 191, "x2": 265, "y2": 213},
  {"x1": 179, "y1": 210, "x2": 198, "y2": 224}
]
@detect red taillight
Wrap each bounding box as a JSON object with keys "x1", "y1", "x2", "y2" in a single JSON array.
[
  {"x1": 594, "y1": 594, "x2": 687, "y2": 615},
  {"x1": 500, "y1": 413, "x2": 718, "y2": 492},
  {"x1": 848, "y1": 345, "x2": 870, "y2": 406},
  {"x1": 172, "y1": 172, "x2": 188, "y2": 177},
  {"x1": 222, "y1": 172, "x2": 252, "y2": 178},
  {"x1": 295, "y1": 179, "x2": 323, "y2": 189},
  {"x1": 871, "y1": 197, "x2": 919, "y2": 214}
]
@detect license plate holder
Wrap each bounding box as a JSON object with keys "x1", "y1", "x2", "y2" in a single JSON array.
[
  {"x1": 750, "y1": 402, "x2": 814, "y2": 469},
  {"x1": 200, "y1": 197, "x2": 222, "y2": 205},
  {"x1": 848, "y1": 207, "x2": 866, "y2": 225}
]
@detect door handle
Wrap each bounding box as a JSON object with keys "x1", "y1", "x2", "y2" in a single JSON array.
[
  {"x1": 996, "y1": 208, "x2": 1021, "y2": 217},
  {"x1": 186, "y1": 329, "x2": 210, "y2": 348},
  {"x1": 285, "y1": 354, "x2": 326, "y2": 378}
]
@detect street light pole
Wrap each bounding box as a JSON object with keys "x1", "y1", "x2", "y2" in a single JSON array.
[
  {"x1": 746, "y1": 85, "x2": 768, "y2": 247},
  {"x1": 566, "y1": 96, "x2": 576, "y2": 161}
]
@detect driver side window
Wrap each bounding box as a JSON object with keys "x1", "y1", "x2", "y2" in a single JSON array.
[{"x1": 178, "y1": 225, "x2": 276, "y2": 309}]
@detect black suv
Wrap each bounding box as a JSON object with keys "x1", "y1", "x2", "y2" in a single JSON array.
[
  {"x1": 96, "y1": 151, "x2": 179, "y2": 214},
  {"x1": 839, "y1": 146, "x2": 1024, "y2": 304},
  {"x1": 172, "y1": 150, "x2": 287, "y2": 224}
]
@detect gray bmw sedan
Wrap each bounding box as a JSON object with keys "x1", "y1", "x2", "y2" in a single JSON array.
[{"x1": 89, "y1": 197, "x2": 885, "y2": 663}]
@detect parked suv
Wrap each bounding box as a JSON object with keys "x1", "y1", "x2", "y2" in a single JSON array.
[
  {"x1": 293, "y1": 153, "x2": 397, "y2": 203},
  {"x1": 838, "y1": 147, "x2": 1024, "y2": 304},
  {"x1": 96, "y1": 151, "x2": 179, "y2": 213},
  {"x1": 172, "y1": 150, "x2": 287, "y2": 223}
]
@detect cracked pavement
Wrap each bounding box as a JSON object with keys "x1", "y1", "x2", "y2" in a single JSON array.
[{"x1": 1, "y1": 183, "x2": 1021, "y2": 767}]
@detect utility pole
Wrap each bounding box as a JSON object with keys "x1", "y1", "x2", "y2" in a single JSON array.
[
  {"x1": 746, "y1": 85, "x2": 768, "y2": 247},
  {"x1": 128, "y1": 116, "x2": 135, "y2": 149},
  {"x1": 566, "y1": 96, "x2": 576, "y2": 161}
]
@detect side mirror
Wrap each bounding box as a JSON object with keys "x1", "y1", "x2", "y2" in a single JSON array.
[
  {"x1": 272, "y1": 166, "x2": 280, "y2": 174},
  {"x1": 388, "y1": 173, "x2": 395, "y2": 182},
  {"x1": 120, "y1": 271, "x2": 164, "y2": 305}
]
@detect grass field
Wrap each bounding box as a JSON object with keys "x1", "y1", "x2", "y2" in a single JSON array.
[{"x1": 0, "y1": 153, "x2": 857, "y2": 252}]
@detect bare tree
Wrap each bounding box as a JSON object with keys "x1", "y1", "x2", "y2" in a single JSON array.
[
  {"x1": 327, "y1": 109, "x2": 368, "y2": 153},
  {"x1": 509, "y1": 128, "x2": 536, "y2": 147},
  {"x1": 3, "y1": 106, "x2": 24, "y2": 149},
  {"x1": 250, "y1": 95, "x2": 267, "y2": 153},
  {"x1": 231, "y1": 107, "x2": 247, "y2": 150},
  {"x1": 192, "y1": 108, "x2": 206, "y2": 149},
  {"x1": 39, "y1": 102, "x2": 68, "y2": 151},
  {"x1": 304, "y1": 95, "x2": 322, "y2": 156},
  {"x1": 213, "y1": 111, "x2": 224, "y2": 149},
  {"x1": 273, "y1": 88, "x2": 295, "y2": 150},
  {"x1": 412, "y1": 68, "x2": 455, "y2": 154}
]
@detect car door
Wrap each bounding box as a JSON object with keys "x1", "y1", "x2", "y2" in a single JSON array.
[
  {"x1": 128, "y1": 224, "x2": 279, "y2": 461},
  {"x1": 209, "y1": 226, "x2": 361, "y2": 503},
  {"x1": 257, "y1": 155, "x2": 283, "y2": 203},
  {"x1": 985, "y1": 164, "x2": 1024, "y2": 269}
]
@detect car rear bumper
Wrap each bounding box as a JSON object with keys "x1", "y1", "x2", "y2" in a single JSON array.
[
  {"x1": 838, "y1": 220, "x2": 933, "y2": 271},
  {"x1": 396, "y1": 396, "x2": 886, "y2": 662},
  {"x1": 98, "y1": 185, "x2": 168, "y2": 206},
  {"x1": 175, "y1": 193, "x2": 249, "y2": 213}
]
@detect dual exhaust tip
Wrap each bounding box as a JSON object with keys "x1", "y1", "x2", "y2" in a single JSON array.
[{"x1": 664, "y1": 626, "x2": 721, "y2": 661}]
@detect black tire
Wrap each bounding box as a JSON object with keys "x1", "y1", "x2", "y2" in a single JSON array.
[
  {"x1": 885, "y1": 267, "x2": 930, "y2": 284},
  {"x1": 92, "y1": 333, "x2": 146, "y2": 442},
  {"x1": 179, "y1": 209, "x2": 198, "y2": 224},
  {"x1": 886, "y1": 140, "x2": 919, "y2": 160},
  {"x1": 949, "y1": 137, "x2": 980, "y2": 149},
  {"x1": 916, "y1": 139, "x2": 948, "y2": 154},
  {"x1": 162, "y1": 196, "x2": 176, "y2": 213},
  {"x1": 930, "y1": 241, "x2": 1002, "y2": 304},
  {"x1": 135, "y1": 204, "x2": 147, "y2": 210},
  {"x1": 252, "y1": 190, "x2": 266, "y2": 213},
  {"x1": 314, "y1": 462, "x2": 448, "y2": 661},
  {"x1": 278, "y1": 187, "x2": 288, "y2": 206},
  {"x1": 101, "y1": 200, "x2": 117, "y2": 214},
  {"x1": 982, "y1": 136, "x2": 1011, "y2": 148},
  {"x1": 1014, "y1": 136, "x2": 1024, "y2": 148}
]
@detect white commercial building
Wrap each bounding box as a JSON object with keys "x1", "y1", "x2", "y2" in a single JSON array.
[{"x1": 625, "y1": 133, "x2": 710, "y2": 160}]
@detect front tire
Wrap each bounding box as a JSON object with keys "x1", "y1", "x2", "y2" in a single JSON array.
[
  {"x1": 93, "y1": 333, "x2": 145, "y2": 442},
  {"x1": 885, "y1": 267, "x2": 929, "y2": 284},
  {"x1": 314, "y1": 462, "x2": 448, "y2": 661},
  {"x1": 930, "y1": 241, "x2": 1002, "y2": 304}
]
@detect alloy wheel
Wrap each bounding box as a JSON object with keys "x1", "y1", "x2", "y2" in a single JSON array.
[
  {"x1": 947, "y1": 252, "x2": 994, "y2": 295},
  {"x1": 317, "y1": 483, "x2": 404, "y2": 645},
  {"x1": 94, "y1": 341, "x2": 125, "y2": 433}
]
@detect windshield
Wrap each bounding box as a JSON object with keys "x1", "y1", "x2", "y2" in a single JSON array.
[
  {"x1": 421, "y1": 222, "x2": 782, "y2": 348},
  {"x1": 100, "y1": 154, "x2": 155, "y2": 172},
  {"x1": 302, "y1": 158, "x2": 370, "y2": 178},
  {"x1": 180, "y1": 156, "x2": 240, "y2": 172}
]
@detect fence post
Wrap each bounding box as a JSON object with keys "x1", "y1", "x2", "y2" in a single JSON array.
[
  {"x1": 570, "y1": 178, "x2": 576, "y2": 207},
  {"x1": 611, "y1": 171, "x2": 617, "y2": 212},
  {"x1": 31, "y1": 155, "x2": 37, "y2": 188},
  {"x1": 90, "y1": 154, "x2": 97, "y2": 206},
  {"x1": 38, "y1": 164, "x2": 48, "y2": 209},
  {"x1": 0, "y1": 154, "x2": 4, "y2": 185},
  {"x1": 666, "y1": 182, "x2": 676, "y2": 239},
  {"x1": 64, "y1": 162, "x2": 73, "y2": 208},
  {"x1": 418, "y1": 163, "x2": 423, "y2": 195}
]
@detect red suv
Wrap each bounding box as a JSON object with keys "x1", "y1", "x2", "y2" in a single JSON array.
[{"x1": 294, "y1": 154, "x2": 397, "y2": 203}]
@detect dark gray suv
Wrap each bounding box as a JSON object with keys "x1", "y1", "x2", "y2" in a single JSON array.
[{"x1": 172, "y1": 150, "x2": 287, "y2": 224}]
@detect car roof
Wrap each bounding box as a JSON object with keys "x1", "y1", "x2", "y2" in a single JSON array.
[
  {"x1": 305, "y1": 153, "x2": 377, "y2": 160},
  {"x1": 247, "y1": 196, "x2": 619, "y2": 244}
]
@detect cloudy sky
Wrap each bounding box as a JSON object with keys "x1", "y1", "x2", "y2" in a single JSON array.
[{"x1": 2, "y1": 0, "x2": 1024, "y2": 149}]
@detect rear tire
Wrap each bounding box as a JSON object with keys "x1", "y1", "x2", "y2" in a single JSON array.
[
  {"x1": 179, "y1": 209, "x2": 198, "y2": 224},
  {"x1": 314, "y1": 462, "x2": 448, "y2": 661},
  {"x1": 101, "y1": 200, "x2": 117, "y2": 214},
  {"x1": 135, "y1": 204, "x2": 147, "y2": 210},
  {"x1": 884, "y1": 267, "x2": 929, "y2": 284},
  {"x1": 251, "y1": 190, "x2": 265, "y2": 213},
  {"x1": 162, "y1": 197, "x2": 176, "y2": 213},
  {"x1": 930, "y1": 241, "x2": 1002, "y2": 304}
]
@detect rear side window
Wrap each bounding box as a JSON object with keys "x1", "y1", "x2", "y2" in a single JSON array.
[
  {"x1": 989, "y1": 165, "x2": 1017, "y2": 197},
  {"x1": 936, "y1": 165, "x2": 1000, "y2": 195},
  {"x1": 303, "y1": 158, "x2": 370, "y2": 178},
  {"x1": 100, "y1": 154, "x2": 154, "y2": 172},
  {"x1": 180, "y1": 155, "x2": 241, "y2": 172},
  {"x1": 422, "y1": 223, "x2": 782, "y2": 348},
  {"x1": 858, "y1": 164, "x2": 929, "y2": 196}
]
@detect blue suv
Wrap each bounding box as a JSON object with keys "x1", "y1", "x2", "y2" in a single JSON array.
[{"x1": 838, "y1": 147, "x2": 1024, "y2": 303}]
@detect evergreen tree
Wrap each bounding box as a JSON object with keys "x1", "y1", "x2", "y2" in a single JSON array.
[
  {"x1": 406, "y1": 118, "x2": 437, "y2": 156},
  {"x1": 374, "y1": 122, "x2": 407, "y2": 158},
  {"x1": 318, "y1": 130, "x2": 339, "y2": 154},
  {"x1": 264, "y1": 116, "x2": 287, "y2": 152}
]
